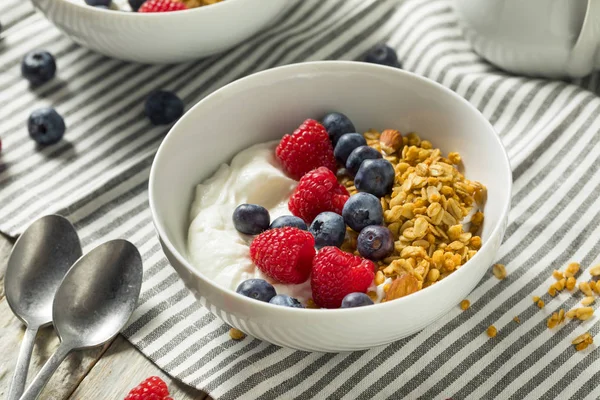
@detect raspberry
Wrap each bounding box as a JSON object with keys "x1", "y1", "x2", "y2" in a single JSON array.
[
  {"x1": 124, "y1": 376, "x2": 173, "y2": 400},
  {"x1": 138, "y1": 0, "x2": 187, "y2": 12},
  {"x1": 288, "y1": 167, "x2": 349, "y2": 223},
  {"x1": 311, "y1": 247, "x2": 375, "y2": 308},
  {"x1": 250, "y1": 227, "x2": 315, "y2": 284},
  {"x1": 276, "y1": 119, "x2": 337, "y2": 180}
]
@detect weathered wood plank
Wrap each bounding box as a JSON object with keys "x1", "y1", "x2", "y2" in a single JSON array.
[{"x1": 0, "y1": 233, "x2": 15, "y2": 298}]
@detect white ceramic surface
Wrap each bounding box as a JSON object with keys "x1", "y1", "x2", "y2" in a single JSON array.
[
  {"x1": 30, "y1": 0, "x2": 288, "y2": 64},
  {"x1": 453, "y1": 0, "x2": 600, "y2": 78},
  {"x1": 149, "y1": 61, "x2": 512, "y2": 352}
]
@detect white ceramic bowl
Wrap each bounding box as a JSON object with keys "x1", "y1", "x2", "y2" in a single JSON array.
[
  {"x1": 149, "y1": 61, "x2": 512, "y2": 352},
  {"x1": 30, "y1": 0, "x2": 288, "y2": 64}
]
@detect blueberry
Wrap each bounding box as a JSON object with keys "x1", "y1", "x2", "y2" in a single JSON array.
[
  {"x1": 322, "y1": 112, "x2": 356, "y2": 145},
  {"x1": 309, "y1": 212, "x2": 346, "y2": 249},
  {"x1": 355, "y1": 158, "x2": 395, "y2": 197},
  {"x1": 341, "y1": 292, "x2": 374, "y2": 308},
  {"x1": 346, "y1": 145, "x2": 382, "y2": 175},
  {"x1": 236, "y1": 279, "x2": 276, "y2": 302},
  {"x1": 85, "y1": 0, "x2": 111, "y2": 5},
  {"x1": 270, "y1": 215, "x2": 307, "y2": 230},
  {"x1": 363, "y1": 44, "x2": 401, "y2": 68},
  {"x1": 28, "y1": 108, "x2": 66, "y2": 146},
  {"x1": 129, "y1": 0, "x2": 145, "y2": 10},
  {"x1": 334, "y1": 133, "x2": 367, "y2": 164},
  {"x1": 269, "y1": 294, "x2": 304, "y2": 308},
  {"x1": 342, "y1": 192, "x2": 383, "y2": 232},
  {"x1": 232, "y1": 204, "x2": 270, "y2": 235},
  {"x1": 357, "y1": 225, "x2": 394, "y2": 261},
  {"x1": 144, "y1": 90, "x2": 184, "y2": 125},
  {"x1": 21, "y1": 50, "x2": 56, "y2": 85}
]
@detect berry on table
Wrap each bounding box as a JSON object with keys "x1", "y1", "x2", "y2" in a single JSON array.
[
  {"x1": 357, "y1": 225, "x2": 394, "y2": 261},
  {"x1": 354, "y1": 158, "x2": 395, "y2": 197},
  {"x1": 334, "y1": 133, "x2": 366, "y2": 164},
  {"x1": 346, "y1": 145, "x2": 382, "y2": 175},
  {"x1": 28, "y1": 107, "x2": 65, "y2": 146},
  {"x1": 276, "y1": 119, "x2": 337, "y2": 180},
  {"x1": 269, "y1": 215, "x2": 307, "y2": 230},
  {"x1": 321, "y1": 112, "x2": 356, "y2": 145},
  {"x1": 236, "y1": 279, "x2": 277, "y2": 302},
  {"x1": 85, "y1": 0, "x2": 111, "y2": 6},
  {"x1": 138, "y1": 0, "x2": 188, "y2": 12},
  {"x1": 232, "y1": 204, "x2": 270, "y2": 235},
  {"x1": 311, "y1": 247, "x2": 375, "y2": 308},
  {"x1": 309, "y1": 211, "x2": 346, "y2": 249},
  {"x1": 269, "y1": 294, "x2": 304, "y2": 308},
  {"x1": 144, "y1": 90, "x2": 184, "y2": 125},
  {"x1": 129, "y1": 0, "x2": 145, "y2": 10},
  {"x1": 21, "y1": 50, "x2": 56, "y2": 85},
  {"x1": 288, "y1": 167, "x2": 349, "y2": 224},
  {"x1": 341, "y1": 292, "x2": 374, "y2": 308},
  {"x1": 249, "y1": 227, "x2": 315, "y2": 284},
  {"x1": 342, "y1": 192, "x2": 383, "y2": 232},
  {"x1": 124, "y1": 376, "x2": 173, "y2": 400},
  {"x1": 363, "y1": 44, "x2": 401, "y2": 68}
]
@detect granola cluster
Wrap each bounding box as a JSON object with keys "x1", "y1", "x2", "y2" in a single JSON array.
[
  {"x1": 175, "y1": 0, "x2": 222, "y2": 8},
  {"x1": 339, "y1": 129, "x2": 486, "y2": 301}
]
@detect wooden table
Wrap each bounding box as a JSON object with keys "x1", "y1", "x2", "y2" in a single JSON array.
[{"x1": 0, "y1": 233, "x2": 211, "y2": 400}]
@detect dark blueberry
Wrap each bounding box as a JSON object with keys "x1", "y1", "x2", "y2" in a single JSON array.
[
  {"x1": 346, "y1": 145, "x2": 382, "y2": 175},
  {"x1": 270, "y1": 215, "x2": 307, "y2": 230},
  {"x1": 334, "y1": 133, "x2": 367, "y2": 164},
  {"x1": 144, "y1": 90, "x2": 184, "y2": 125},
  {"x1": 355, "y1": 158, "x2": 395, "y2": 197},
  {"x1": 322, "y1": 112, "x2": 356, "y2": 145},
  {"x1": 342, "y1": 192, "x2": 383, "y2": 232},
  {"x1": 85, "y1": 0, "x2": 111, "y2": 5},
  {"x1": 357, "y1": 225, "x2": 394, "y2": 261},
  {"x1": 363, "y1": 44, "x2": 401, "y2": 68},
  {"x1": 236, "y1": 279, "x2": 276, "y2": 302},
  {"x1": 269, "y1": 294, "x2": 304, "y2": 308},
  {"x1": 129, "y1": 0, "x2": 145, "y2": 11},
  {"x1": 21, "y1": 50, "x2": 56, "y2": 85},
  {"x1": 309, "y1": 212, "x2": 346, "y2": 249},
  {"x1": 341, "y1": 292, "x2": 374, "y2": 308},
  {"x1": 232, "y1": 204, "x2": 270, "y2": 235},
  {"x1": 28, "y1": 108, "x2": 66, "y2": 146}
]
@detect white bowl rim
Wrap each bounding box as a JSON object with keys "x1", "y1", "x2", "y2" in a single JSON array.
[
  {"x1": 55, "y1": 0, "x2": 243, "y2": 17},
  {"x1": 149, "y1": 60, "x2": 512, "y2": 316}
]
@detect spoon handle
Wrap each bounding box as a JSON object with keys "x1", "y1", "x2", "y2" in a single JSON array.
[
  {"x1": 7, "y1": 326, "x2": 38, "y2": 400},
  {"x1": 19, "y1": 343, "x2": 72, "y2": 400}
]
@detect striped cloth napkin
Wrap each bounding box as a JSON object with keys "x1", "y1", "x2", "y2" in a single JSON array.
[{"x1": 2, "y1": 0, "x2": 600, "y2": 398}]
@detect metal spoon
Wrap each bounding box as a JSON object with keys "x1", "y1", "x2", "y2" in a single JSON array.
[
  {"x1": 20, "y1": 239, "x2": 143, "y2": 400},
  {"x1": 4, "y1": 215, "x2": 82, "y2": 400}
]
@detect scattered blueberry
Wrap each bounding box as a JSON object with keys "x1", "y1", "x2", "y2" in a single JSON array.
[
  {"x1": 269, "y1": 294, "x2": 304, "y2": 308},
  {"x1": 236, "y1": 279, "x2": 276, "y2": 302},
  {"x1": 334, "y1": 133, "x2": 367, "y2": 164},
  {"x1": 363, "y1": 44, "x2": 401, "y2": 68},
  {"x1": 341, "y1": 292, "x2": 374, "y2": 308},
  {"x1": 232, "y1": 204, "x2": 270, "y2": 235},
  {"x1": 270, "y1": 215, "x2": 307, "y2": 230},
  {"x1": 144, "y1": 90, "x2": 184, "y2": 125},
  {"x1": 28, "y1": 108, "x2": 66, "y2": 146},
  {"x1": 21, "y1": 50, "x2": 56, "y2": 85},
  {"x1": 322, "y1": 112, "x2": 356, "y2": 145},
  {"x1": 357, "y1": 225, "x2": 394, "y2": 261},
  {"x1": 355, "y1": 158, "x2": 395, "y2": 197},
  {"x1": 309, "y1": 212, "x2": 346, "y2": 249},
  {"x1": 346, "y1": 145, "x2": 382, "y2": 175},
  {"x1": 129, "y1": 0, "x2": 145, "y2": 11},
  {"x1": 85, "y1": 0, "x2": 111, "y2": 5},
  {"x1": 342, "y1": 192, "x2": 383, "y2": 232}
]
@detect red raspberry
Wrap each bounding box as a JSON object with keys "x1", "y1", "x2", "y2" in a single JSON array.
[
  {"x1": 288, "y1": 167, "x2": 349, "y2": 224},
  {"x1": 311, "y1": 247, "x2": 375, "y2": 308},
  {"x1": 138, "y1": 0, "x2": 187, "y2": 12},
  {"x1": 124, "y1": 376, "x2": 173, "y2": 400},
  {"x1": 276, "y1": 119, "x2": 337, "y2": 180},
  {"x1": 250, "y1": 227, "x2": 316, "y2": 284}
]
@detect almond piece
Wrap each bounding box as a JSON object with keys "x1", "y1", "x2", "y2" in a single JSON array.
[
  {"x1": 385, "y1": 273, "x2": 419, "y2": 301},
  {"x1": 380, "y1": 129, "x2": 402, "y2": 155}
]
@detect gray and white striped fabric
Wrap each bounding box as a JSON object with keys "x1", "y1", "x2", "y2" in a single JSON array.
[{"x1": 2, "y1": 0, "x2": 600, "y2": 398}]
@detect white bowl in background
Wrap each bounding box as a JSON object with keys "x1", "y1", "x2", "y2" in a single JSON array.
[
  {"x1": 149, "y1": 61, "x2": 512, "y2": 352},
  {"x1": 30, "y1": 0, "x2": 288, "y2": 64}
]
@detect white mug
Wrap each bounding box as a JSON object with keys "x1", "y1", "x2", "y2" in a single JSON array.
[{"x1": 453, "y1": 0, "x2": 600, "y2": 78}]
